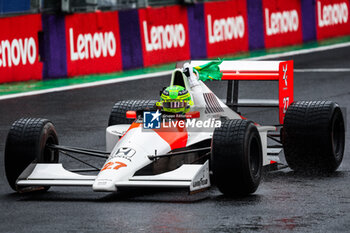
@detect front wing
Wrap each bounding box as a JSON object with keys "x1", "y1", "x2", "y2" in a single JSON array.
[{"x1": 16, "y1": 161, "x2": 211, "y2": 192}]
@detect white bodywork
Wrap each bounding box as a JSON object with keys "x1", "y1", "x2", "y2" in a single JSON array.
[{"x1": 16, "y1": 61, "x2": 286, "y2": 192}]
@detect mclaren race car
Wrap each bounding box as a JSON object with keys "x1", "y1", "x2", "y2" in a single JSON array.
[{"x1": 4, "y1": 60, "x2": 345, "y2": 196}]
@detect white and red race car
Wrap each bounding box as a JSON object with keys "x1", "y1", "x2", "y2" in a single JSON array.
[{"x1": 4, "y1": 60, "x2": 345, "y2": 196}]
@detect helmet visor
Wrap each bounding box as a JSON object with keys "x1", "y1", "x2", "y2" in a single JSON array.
[{"x1": 162, "y1": 101, "x2": 188, "y2": 109}]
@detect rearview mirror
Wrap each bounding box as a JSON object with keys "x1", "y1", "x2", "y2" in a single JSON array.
[
  {"x1": 160, "y1": 87, "x2": 167, "y2": 96},
  {"x1": 126, "y1": 111, "x2": 137, "y2": 119}
]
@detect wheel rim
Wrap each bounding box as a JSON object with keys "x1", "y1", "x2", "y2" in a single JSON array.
[
  {"x1": 249, "y1": 136, "x2": 261, "y2": 178},
  {"x1": 44, "y1": 135, "x2": 58, "y2": 163}
]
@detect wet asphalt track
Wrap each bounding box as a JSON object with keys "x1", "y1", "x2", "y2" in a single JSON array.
[{"x1": 0, "y1": 46, "x2": 350, "y2": 233}]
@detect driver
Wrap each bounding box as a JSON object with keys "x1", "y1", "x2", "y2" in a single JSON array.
[{"x1": 157, "y1": 85, "x2": 193, "y2": 114}]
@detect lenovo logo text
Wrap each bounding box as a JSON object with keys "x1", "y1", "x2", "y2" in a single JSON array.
[
  {"x1": 0, "y1": 38, "x2": 36, "y2": 68},
  {"x1": 317, "y1": 1, "x2": 348, "y2": 27},
  {"x1": 69, "y1": 28, "x2": 117, "y2": 61},
  {"x1": 143, "y1": 21, "x2": 186, "y2": 52},
  {"x1": 265, "y1": 8, "x2": 299, "y2": 36},
  {"x1": 207, "y1": 15, "x2": 245, "y2": 44}
]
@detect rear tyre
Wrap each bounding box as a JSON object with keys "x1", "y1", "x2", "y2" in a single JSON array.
[
  {"x1": 283, "y1": 101, "x2": 345, "y2": 172},
  {"x1": 5, "y1": 118, "x2": 59, "y2": 192},
  {"x1": 211, "y1": 120, "x2": 262, "y2": 196},
  {"x1": 108, "y1": 100, "x2": 157, "y2": 126}
]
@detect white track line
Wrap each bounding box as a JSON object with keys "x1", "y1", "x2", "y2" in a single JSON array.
[
  {"x1": 295, "y1": 68, "x2": 350, "y2": 72},
  {"x1": 248, "y1": 41, "x2": 350, "y2": 60},
  {"x1": 1, "y1": 41, "x2": 350, "y2": 101},
  {"x1": 0, "y1": 71, "x2": 172, "y2": 101}
]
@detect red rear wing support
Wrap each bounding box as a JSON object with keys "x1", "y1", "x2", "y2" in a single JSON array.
[{"x1": 191, "y1": 60, "x2": 294, "y2": 124}]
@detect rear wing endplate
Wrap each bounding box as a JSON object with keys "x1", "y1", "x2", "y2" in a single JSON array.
[{"x1": 190, "y1": 60, "x2": 294, "y2": 124}]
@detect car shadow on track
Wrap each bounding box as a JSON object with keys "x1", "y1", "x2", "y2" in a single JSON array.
[
  {"x1": 1, "y1": 189, "x2": 106, "y2": 203},
  {"x1": 263, "y1": 169, "x2": 348, "y2": 181},
  {"x1": 4, "y1": 170, "x2": 345, "y2": 204},
  {"x1": 1, "y1": 187, "x2": 208, "y2": 203},
  {"x1": 1, "y1": 186, "x2": 264, "y2": 204}
]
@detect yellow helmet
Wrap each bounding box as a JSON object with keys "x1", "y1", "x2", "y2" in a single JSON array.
[{"x1": 157, "y1": 85, "x2": 193, "y2": 113}]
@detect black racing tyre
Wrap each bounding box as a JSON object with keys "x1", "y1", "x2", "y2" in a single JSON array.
[
  {"x1": 211, "y1": 119, "x2": 263, "y2": 196},
  {"x1": 283, "y1": 101, "x2": 345, "y2": 172},
  {"x1": 5, "y1": 118, "x2": 59, "y2": 192},
  {"x1": 108, "y1": 100, "x2": 157, "y2": 126}
]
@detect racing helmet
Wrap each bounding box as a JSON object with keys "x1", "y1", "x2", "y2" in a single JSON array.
[{"x1": 157, "y1": 85, "x2": 193, "y2": 113}]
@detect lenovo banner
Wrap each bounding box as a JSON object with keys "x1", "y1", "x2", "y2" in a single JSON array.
[
  {"x1": 139, "y1": 6, "x2": 191, "y2": 67},
  {"x1": 204, "y1": 0, "x2": 249, "y2": 57},
  {"x1": 316, "y1": 0, "x2": 350, "y2": 40},
  {"x1": 65, "y1": 12, "x2": 122, "y2": 76},
  {"x1": 0, "y1": 14, "x2": 42, "y2": 84},
  {"x1": 262, "y1": 0, "x2": 303, "y2": 48}
]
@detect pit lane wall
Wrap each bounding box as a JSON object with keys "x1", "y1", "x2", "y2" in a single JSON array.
[{"x1": 0, "y1": 0, "x2": 350, "y2": 83}]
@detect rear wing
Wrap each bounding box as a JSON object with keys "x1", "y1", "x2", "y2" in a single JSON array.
[{"x1": 190, "y1": 60, "x2": 294, "y2": 124}]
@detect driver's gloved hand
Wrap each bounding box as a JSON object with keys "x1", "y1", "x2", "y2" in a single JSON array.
[{"x1": 183, "y1": 67, "x2": 190, "y2": 77}]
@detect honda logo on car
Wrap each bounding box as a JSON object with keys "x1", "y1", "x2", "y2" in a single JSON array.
[
  {"x1": 0, "y1": 37, "x2": 37, "y2": 67},
  {"x1": 69, "y1": 28, "x2": 117, "y2": 61},
  {"x1": 265, "y1": 8, "x2": 299, "y2": 36},
  {"x1": 317, "y1": 1, "x2": 348, "y2": 27},
  {"x1": 143, "y1": 21, "x2": 186, "y2": 52},
  {"x1": 207, "y1": 15, "x2": 245, "y2": 44},
  {"x1": 108, "y1": 147, "x2": 136, "y2": 162}
]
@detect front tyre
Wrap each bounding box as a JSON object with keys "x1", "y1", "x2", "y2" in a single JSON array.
[
  {"x1": 211, "y1": 120, "x2": 263, "y2": 196},
  {"x1": 5, "y1": 118, "x2": 59, "y2": 192}
]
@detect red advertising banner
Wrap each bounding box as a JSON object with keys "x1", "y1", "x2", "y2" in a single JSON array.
[
  {"x1": 316, "y1": 0, "x2": 350, "y2": 40},
  {"x1": 204, "y1": 0, "x2": 249, "y2": 57},
  {"x1": 0, "y1": 14, "x2": 42, "y2": 84},
  {"x1": 65, "y1": 12, "x2": 122, "y2": 77},
  {"x1": 262, "y1": 0, "x2": 303, "y2": 48},
  {"x1": 139, "y1": 6, "x2": 191, "y2": 67}
]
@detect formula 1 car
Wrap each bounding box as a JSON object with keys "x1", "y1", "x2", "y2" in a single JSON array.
[{"x1": 4, "y1": 60, "x2": 345, "y2": 196}]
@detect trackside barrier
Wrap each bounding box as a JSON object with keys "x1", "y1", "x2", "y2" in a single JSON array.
[
  {"x1": 316, "y1": 0, "x2": 350, "y2": 40},
  {"x1": 203, "y1": 0, "x2": 249, "y2": 57},
  {"x1": 0, "y1": 0, "x2": 349, "y2": 84},
  {"x1": 187, "y1": 4, "x2": 207, "y2": 59},
  {"x1": 301, "y1": 0, "x2": 317, "y2": 42},
  {"x1": 138, "y1": 5, "x2": 191, "y2": 67},
  {"x1": 119, "y1": 9, "x2": 144, "y2": 70},
  {"x1": 41, "y1": 14, "x2": 67, "y2": 79},
  {"x1": 247, "y1": 0, "x2": 265, "y2": 50},
  {"x1": 0, "y1": 14, "x2": 42, "y2": 84},
  {"x1": 64, "y1": 11, "x2": 123, "y2": 77},
  {"x1": 261, "y1": 0, "x2": 303, "y2": 48}
]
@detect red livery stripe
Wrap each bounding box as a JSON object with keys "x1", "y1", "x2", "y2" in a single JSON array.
[{"x1": 222, "y1": 71, "x2": 279, "y2": 80}]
